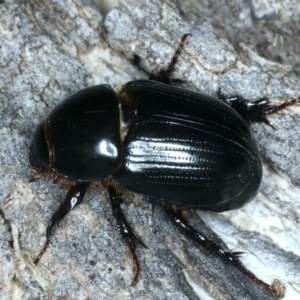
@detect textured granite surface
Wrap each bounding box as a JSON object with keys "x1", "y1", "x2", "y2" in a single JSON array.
[{"x1": 0, "y1": 0, "x2": 300, "y2": 299}]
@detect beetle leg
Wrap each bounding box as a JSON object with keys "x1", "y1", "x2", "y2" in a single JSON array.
[
  {"x1": 160, "y1": 205, "x2": 280, "y2": 298},
  {"x1": 149, "y1": 34, "x2": 190, "y2": 84},
  {"x1": 108, "y1": 185, "x2": 147, "y2": 286},
  {"x1": 218, "y1": 91, "x2": 300, "y2": 127},
  {"x1": 34, "y1": 183, "x2": 89, "y2": 265}
]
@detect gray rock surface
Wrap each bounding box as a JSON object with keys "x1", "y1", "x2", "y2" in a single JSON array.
[{"x1": 0, "y1": 0, "x2": 299, "y2": 299}]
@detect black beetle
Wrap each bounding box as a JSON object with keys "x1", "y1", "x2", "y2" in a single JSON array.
[{"x1": 29, "y1": 35, "x2": 298, "y2": 298}]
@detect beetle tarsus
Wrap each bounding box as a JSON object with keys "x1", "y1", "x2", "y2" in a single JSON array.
[
  {"x1": 34, "y1": 237, "x2": 51, "y2": 265},
  {"x1": 34, "y1": 183, "x2": 89, "y2": 264},
  {"x1": 160, "y1": 205, "x2": 279, "y2": 298},
  {"x1": 108, "y1": 185, "x2": 147, "y2": 286},
  {"x1": 232, "y1": 258, "x2": 281, "y2": 298},
  {"x1": 264, "y1": 98, "x2": 300, "y2": 115},
  {"x1": 149, "y1": 33, "x2": 190, "y2": 84}
]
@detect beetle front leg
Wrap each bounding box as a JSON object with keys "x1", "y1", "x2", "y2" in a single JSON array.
[
  {"x1": 108, "y1": 186, "x2": 147, "y2": 286},
  {"x1": 34, "y1": 183, "x2": 89, "y2": 264},
  {"x1": 160, "y1": 204, "x2": 281, "y2": 298},
  {"x1": 218, "y1": 92, "x2": 300, "y2": 126}
]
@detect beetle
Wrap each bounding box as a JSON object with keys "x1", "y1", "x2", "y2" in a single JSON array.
[{"x1": 29, "y1": 34, "x2": 298, "y2": 298}]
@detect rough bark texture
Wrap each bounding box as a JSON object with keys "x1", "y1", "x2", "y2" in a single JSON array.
[{"x1": 0, "y1": 0, "x2": 299, "y2": 299}]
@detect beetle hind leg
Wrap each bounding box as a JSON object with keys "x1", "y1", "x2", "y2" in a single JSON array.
[
  {"x1": 218, "y1": 91, "x2": 300, "y2": 127},
  {"x1": 108, "y1": 186, "x2": 147, "y2": 286},
  {"x1": 149, "y1": 34, "x2": 190, "y2": 84},
  {"x1": 34, "y1": 183, "x2": 89, "y2": 264},
  {"x1": 160, "y1": 204, "x2": 281, "y2": 298}
]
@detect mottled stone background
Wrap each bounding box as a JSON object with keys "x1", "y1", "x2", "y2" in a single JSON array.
[{"x1": 0, "y1": 0, "x2": 299, "y2": 299}]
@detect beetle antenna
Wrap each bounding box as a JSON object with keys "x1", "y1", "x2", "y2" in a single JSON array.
[{"x1": 28, "y1": 175, "x2": 42, "y2": 183}]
